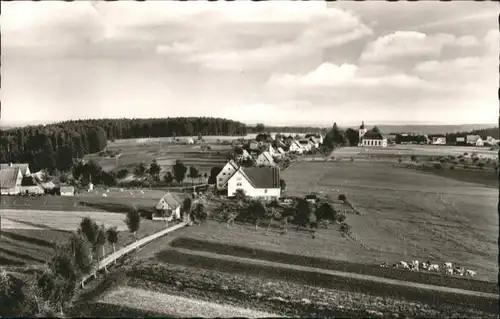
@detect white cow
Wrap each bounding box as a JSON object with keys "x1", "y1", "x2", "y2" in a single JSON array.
[
  {"x1": 454, "y1": 267, "x2": 465, "y2": 276},
  {"x1": 428, "y1": 264, "x2": 439, "y2": 272},
  {"x1": 102, "y1": 193, "x2": 107, "y2": 198},
  {"x1": 398, "y1": 261, "x2": 410, "y2": 269},
  {"x1": 444, "y1": 262, "x2": 453, "y2": 269},
  {"x1": 120, "y1": 188, "x2": 124, "y2": 192},
  {"x1": 466, "y1": 270, "x2": 477, "y2": 277}
]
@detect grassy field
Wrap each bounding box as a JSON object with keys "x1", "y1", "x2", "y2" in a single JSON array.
[
  {"x1": 85, "y1": 138, "x2": 235, "y2": 178},
  {"x1": 0, "y1": 208, "x2": 168, "y2": 266},
  {"x1": 281, "y1": 160, "x2": 498, "y2": 282}
]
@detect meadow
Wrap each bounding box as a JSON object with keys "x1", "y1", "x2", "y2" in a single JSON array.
[
  {"x1": 281, "y1": 160, "x2": 498, "y2": 282},
  {"x1": 84, "y1": 137, "x2": 236, "y2": 179}
]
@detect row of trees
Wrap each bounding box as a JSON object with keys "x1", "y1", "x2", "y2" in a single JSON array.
[
  {"x1": 321, "y1": 123, "x2": 369, "y2": 151},
  {"x1": 1, "y1": 117, "x2": 247, "y2": 173}
]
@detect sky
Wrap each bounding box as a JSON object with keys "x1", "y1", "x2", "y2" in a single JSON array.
[{"x1": 1, "y1": 1, "x2": 498, "y2": 127}]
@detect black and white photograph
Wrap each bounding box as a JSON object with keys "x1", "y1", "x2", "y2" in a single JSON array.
[{"x1": 0, "y1": 1, "x2": 499, "y2": 317}]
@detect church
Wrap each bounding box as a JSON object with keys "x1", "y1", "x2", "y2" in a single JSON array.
[{"x1": 358, "y1": 121, "x2": 388, "y2": 147}]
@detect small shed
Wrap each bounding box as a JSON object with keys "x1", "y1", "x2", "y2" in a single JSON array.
[
  {"x1": 154, "y1": 192, "x2": 182, "y2": 222},
  {"x1": 60, "y1": 186, "x2": 75, "y2": 196}
]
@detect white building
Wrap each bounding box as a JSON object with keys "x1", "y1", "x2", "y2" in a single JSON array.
[
  {"x1": 216, "y1": 160, "x2": 239, "y2": 190},
  {"x1": 60, "y1": 186, "x2": 75, "y2": 196},
  {"x1": 358, "y1": 122, "x2": 387, "y2": 147},
  {"x1": 0, "y1": 163, "x2": 31, "y2": 177},
  {"x1": 289, "y1": 140, "x2": 303, "y2": 154},
  {"x1": 432, "y1": 137, "x2": 447, "y2": 145},
  {"x1": 255, "y1": 151, "x2": 276, "y2": 167},
  {"x1": 154, "y1": 192, "x2": 181, "y2": 221},
  {"x1": 226, "y1": 166, "x2": 281, "y2": 200},
  {"x1": 466, "y1": 135, "x2": 483, "y2": 147}
]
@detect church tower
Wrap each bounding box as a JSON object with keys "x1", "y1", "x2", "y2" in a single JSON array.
[{"x1": 358, "y1": 121, "x2": 367, "y2": 146}]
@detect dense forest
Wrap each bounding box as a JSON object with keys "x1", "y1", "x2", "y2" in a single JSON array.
[
  {"x1": 249, "y1": 123, "x2": 328, "y2": 134},
  {"x1": 0, "y1": 117, "x2": 247, "y2": 172}
]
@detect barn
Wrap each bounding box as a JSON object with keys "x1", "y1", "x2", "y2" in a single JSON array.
[{"x1": 154, "y1": 192, "x2": 182, "y2": 222}]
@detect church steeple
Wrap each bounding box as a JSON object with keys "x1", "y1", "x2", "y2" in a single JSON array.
[{"x1": 360, "y1": 121, "x2": 365, "y2": 129}]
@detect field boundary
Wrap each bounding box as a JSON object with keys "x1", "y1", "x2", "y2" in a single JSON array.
[
  {"x1": 158, "y1": 248, "x2": 498, "y2": 313},
  {"x1": 169, "y1": 237, "x2": 499, "y2": 294}
]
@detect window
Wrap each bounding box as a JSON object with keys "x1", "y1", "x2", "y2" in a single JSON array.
[
  {"x1": 223, "y1": 173, "x2": 226, "y2": 175},
  {"x1": 218, "y1": 178, "x2": 222, "y2": 181},
  {"x1": 264, "y1": 189, "x2": 268, "y2": 194},
  {"x1": 236, "y1": 182, "x2": 242, "y2": 186}
]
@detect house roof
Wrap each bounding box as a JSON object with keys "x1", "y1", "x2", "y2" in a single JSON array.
[
  {"x1": 240, "y1": 167, "x2": 280, "y2": 189},
  {"x1": 60, "y1": 186, "x2": 75, "y2": 193},
  {"x1": 277, "y1": 147, "x2": 286, "y2": 154},
  {"x1": 157, "y1": 192, "x2": 180, "y2": 209},
  {"x1": 0, "y1": 167, "x2": 21, "y2": 189},
  {"x1": 467, "y1": 135, "x2": 481, "y2": 143},
  {"x1": 362, "y1": 131, "x2": 384, "y2": 140},
  {"x1": 0, "y1": 163, "x2": 29, "y2": 175},
  {"x1": 258, "y1": 152, "x2": 274, "y2": 164}
]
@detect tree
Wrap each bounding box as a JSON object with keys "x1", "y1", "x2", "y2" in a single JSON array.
[
  {"x1": 0, "y1": 269, "x2": 30, "y2": 317},
  {"x1": 208, "y1": 166, "x2": 222, "y2": 185},
  {"x1": 193, "y1": 203, "x2": 208, "y2": 224},
  {"x1": 182, "y1": 197, "x2": 193, "y2": 223},
  {"x1": 94, "y1": 225, "x2": 106, "y2": 272},
  {"x1": 248, "y1": 200, "x2": 267, "y2": 230},
  {"x1": 124, "y1": 209, "x2": 141, "y2": 240},
  {"x1": 106, "y1": 227, "x2": 119, "y2": 255},
  {"x1": 234, "y1": 189, "x2": 247, "y2": 203},
  {"x1": 280, "y1": 179, "x2": 287, "y2": 192},
  {"x1": 163, "y1": 171, "x2": 174, "y2": 184},
  {"x1": 134, "y1": 162, "x2": 147, "y2": 185},
  {"x1": 295, "y1": 198, "x2": 312, "y2": 231},
  {"x1": 67, "y1": 232, "x2": 93, "y2": 277},
  {"x1": 315, "y1": 202, "x2": 337, "y2": 223},
  {"x1": 255, "y1": 123, "x2": 265, "y2": 133},
  {"x1": 371, "y1": 126, "x2": 381, "y2": 133},
  {"x1": 148, "y1": 159, "x2": 161, "y2": 182},
  {"x1": 172, "y1": 160, "x2": 188, "y2": 184},
  {"x1": 344, "y1": 128, "x2": 359, "y2": 146},
  {"x1": 188, "y1": 166, "x2": 200, "y2": 185},
  {"x1": 117, "y1": 168, "x2": 129, "y2": 179},
  {"x1": 78, "y1": 217, "x2": 98, "y2": 260}
]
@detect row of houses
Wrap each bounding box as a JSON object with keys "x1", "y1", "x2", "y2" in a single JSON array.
[{"x1": 0, "y1": 162, "x2": 74, "y2": 196}]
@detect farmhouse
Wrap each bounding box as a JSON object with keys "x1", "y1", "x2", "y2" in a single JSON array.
[
  {"x1": 216, "y1": 160, "x2": 240, "y2": 190},
  {"x1": 456, "y1": 137, "x2": 466, "y2": 145},
  {"x1": 154, "y1": 192, "x2": 181, "y2": 221},
  {"x1": 0, "y1": 163, "x2": 31, "y2": 177},
  {"x1": 236, "y1": 149, "x2": 252, "y2": 162},
  {"x1": 288, "y1": 140, "x2": 303, "y2": 154},
  {"x1": 277, "y1": 147, "x2": 286, "y2": 156},
  {"x1": 226, "y1": 166, "x2": 281, "y2": 200},
  {"x1": 432, "y1": 136, "x2": 447, "y2": 145},
  {"x1": 485, "y1": 136, "x2": 498, "y2": 146},
  {"x1": 466, "y1": 135, "x2": 484, "y2": 147},
  {"x1": 60, "y1": 186, "x2": 75, "y2": 196},
  {"x1": 298, "y1": 139, "x2": 312, "y2": 152},
  {"x1": 255, "y1": 151, "x2": 276, "y2": 167},
  {"x1": 0, "y1": 167, "x2": 23, "y2": 195},
  {"x1": 19, "y1": 175, "x2": 44, "y2": 195}
]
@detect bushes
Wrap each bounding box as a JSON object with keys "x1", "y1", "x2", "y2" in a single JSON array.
[{"x1": 434, "y1": 163, "x2": 442, "y2": 169}]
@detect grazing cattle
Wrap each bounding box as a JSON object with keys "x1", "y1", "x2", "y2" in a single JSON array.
[
  {"x1": 102, "y1": 193, "x2": 107, "y2": 198},
  {"x1": 445, "y1": 268, "x2": 453, "y2": 275},
  {"x1": 454, "y1": 267, "x2": 465, "y2": 276},
  {"x1": 466, "y1": 270, "x2": 477, "y2": 277},
  {"x1": 428, "y1": 264, "x2": 439, "y2": 272},
  {"x1": 421, "y1": 262, "x2": 429, "y2": 270},
  {"x1": 410, "y1": 260, "x2": 420, "y2": 268},
  {"x1": 444, "y1": 262, "x2": 453, "y2": 269},
  {"x1": 398, "y1": 261, "x2": 409, "y2": 269}
]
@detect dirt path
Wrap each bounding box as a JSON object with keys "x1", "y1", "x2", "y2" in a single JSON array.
[
  {"x1": 99, "y1": 286, "x2": 280, "y2": 318},
  {"x1": 171, "y1": 247, "x2": 499, "y2": 300}
]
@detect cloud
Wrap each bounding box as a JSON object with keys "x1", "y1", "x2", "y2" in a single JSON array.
[
  {"x1": 360, "y1": 31, "x2": 478, "y2": 63},
  {"x1": 2, "y1": 2, "x2": 372, "y2": 70},
  {"x1": 267, "y1": 62, "x2": 433, "y2": 90}
]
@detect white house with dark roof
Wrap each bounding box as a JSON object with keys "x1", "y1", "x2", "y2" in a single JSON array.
[
  {"x1": 288, "y1": 140, "x2": 303, "y2": 154},
  {"x1": 155, "y1": 192, "x2": 181, "y2": 221},
  {"x1": 60, "y1": 186, "x2": 75, "y2": 196},
  {"x1": 358, "y1": 122, "x2": 387, "y2": 147},
  {"x1": 432, "y1": 136, "x2": 447, "y2": 145},
  {"x1": 226, "y1": 166, "x2": 281, "y2": 200},
  {"x1": 255, "y1": 151, "x2": 276, "y2": 167},
  {"x1": 216, "y1": 160, "x2": 240, "y2": 190},
  {"x1": 466, "y1": 135, "x2": 484, "y2": 147}
]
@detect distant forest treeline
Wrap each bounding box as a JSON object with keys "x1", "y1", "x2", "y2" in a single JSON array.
[{"x1": 0, "y1": 117, "x2": 247, "y2": 172}]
